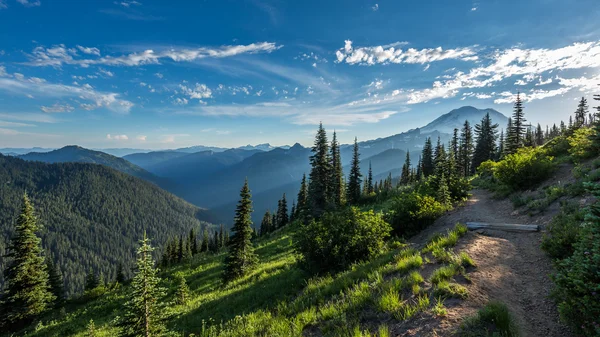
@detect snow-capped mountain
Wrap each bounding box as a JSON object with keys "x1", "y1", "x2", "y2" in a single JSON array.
[{"x1": 420, "y1": 106, "x2": 509, "y2": 134}]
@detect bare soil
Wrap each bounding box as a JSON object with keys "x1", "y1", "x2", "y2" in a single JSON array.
[{"x1": 396, "y1": 188, "x2": 574, "y2": 337}]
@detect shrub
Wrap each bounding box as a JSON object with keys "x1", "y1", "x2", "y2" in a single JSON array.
[
  {"x1": 384, "y1": 192, "x2": 445, "y2": 237},
  {"x1": 568, "y1": 127, "x2": 595, "y2": 162},
  {"x1": 296, "y1": 207, "x2": 391, "y2": 273},
  {"x1": 541, "y1": 203, "x2": 585, "y2": 259},
  {"x1": 494, "y1": 147, "x2": 555, "y2": 191},
  {"x1": 551, "y1": 183, "x2": 600, "y2": 335},
  {"x1": 544, "y1": 135, "x2": 571, "y2": 157},
  {"x1": 458, "y1": 301, "x2": 519, "y2": 337}
]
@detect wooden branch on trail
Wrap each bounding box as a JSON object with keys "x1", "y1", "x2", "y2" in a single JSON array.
[{"x1": 466, "y1": 222, "x2": 540, "y2": 232}]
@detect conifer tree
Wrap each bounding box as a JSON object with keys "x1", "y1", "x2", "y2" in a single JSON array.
[
  {"x1": 201, "y1": 227, "x2": 209, "y2": 253},
  {"x1": 118, "y1": 232, "x2": 165, "y2": 337},
  {"x1": 1, "y1": 194, "x2": 54, "y2": 328},
  {"x1": 223, "y1": 180, "x2": 258, "y2": 283},
  {"x1": 451, "y1": 128, "x2": 459, "y2": 162},
  {"x1": 260, "y1": 210, "x2": 273, "y2": 235},
  {"x1": 85, "y1": 270, "x2": 99, "y2": 291},
  {"x1": 437, "y1": 173, "x2": 451, "y2": 206},
  {"x1": 329, "y1": 131, "x2": 344, "y2": 207},
  {"x1": 590, "y1": 93, "x2": 600, "y2": 152},
  {"x1": 296, "y1": 174, "x2": 309, "y2": 222},
  {"x1": 46, "y1": 260, "x2": 64, "y2": 306},
  {"x1": 506, "y1": 93, "x2": 526, "y2": 154},
  {"x1": 307, "y1": 123, "x2": 331, "y2": 218},
  {"x1": 219, "y1": 224, "x2": 226, "y2": 249},
  {"x1": 574, "y1": 97, "x2": 588, "y2": 129},
  {"x1": 116, "y1": 262, "x2": 126, "y2": 284},
  {"x1": 434, "y1": 137, "x2": 445, "y2": 169},
  {"x1": 421, "y1": 137, "x2": 434, "y2": 177},
  {"x1": 346, "y1": 137, "x2": 362, "y2": 204},
  {"x1": 535, "y1": 123, "x2": 544, "y2": 146},
  {"x1": 290, "y1": 202, "x2": 296, "y2": 223},
  {"x1": 189, "y1": 229, "x2": 198, "y2": 256},
  {"x1": 367, "y1": 161, "x2": 374, "y2": 194},
  {"x1": 458, "y1": 120, "x2": 474, "y2": 176},
  {"x1": 87, "y1": 319, "x2": 96, "y2": 337},
  {"x1": 177, "y1": 236, "x2": 184, "y2": 262},
  {"x1": 175, "y1": 274, "x2": 190, "y2": 305},
  {"x1": 525, "y1": 127, "x2": 534, "y2": 146},
  {"x1": 415, "y1": 156, "x2": 423, "y2": 180},
  {"x1": 498, "y1": 130, "x2": 505, "y2": 159},
  {"x1": 472, "y1": 112, "x2": 499, "y2": 170},
  {"x1": 400, "y1": 150, "x2": 411, "y2": 185},
  {"x1": 277, "y1": 193, "x2": 288, "y2": 228}
]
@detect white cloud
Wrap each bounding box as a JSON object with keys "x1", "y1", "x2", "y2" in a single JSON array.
[
  {"x1": 0, "y1": 120, "x2": 35, "y2": 127},
  {"x1": 98, "y1": 69, "x2": 114, "y2": 77},
  {"x1": 106, "y1": 134, "x2": 128, "y2": 140},
  {"x1": 0, "y1": 1, "x2": 7, "y2": 9},
  {"x1": 536, "y1": 77, "x2": 553, "y2": 86},
  {"x1": 16, "y1": 0, "x2": 40, "y2": 7},
  {"x1": 115, "y1": 0, "x2": 141, "y2": 7},
  {"x1": 179, "y1": 83, "x2": 212, "y2": 100},
  {"x1": 0, "y1": 72, "x2": 133, "y2": 113},
  {"x1": 336, "y1": 40, "x2": 477, "y2": 65},
  {"x1": 172, "y1": 97, "x2": 188, "y2": 105},
  {"x1": 0, "y1": 112, "x2": 57, "y2": 123},
  {"x1": 471, "y1": 7, "x2": 477, "y2": 11},
  {"x1": 0, "y1": 66, "x2": 7, "y2": 77},
  {"x1": 136, "y1": 135, "x2": 147, "y2": 141},
  {"x1": 292, "y1": 110, "x2": 397, "y2": 126},
  {"x1": 154, "y1": 72, "x2": 163, "y2": 78},
  {"x1": 25, "y1": 42, "x2": 282, "y2": 67},
  {"x1": 40, "y1": 103, "x2": 74, "y2": 113},
  {"x1": 372, "y1": 4, "x2": 379, "y2": 11},
  {"x1": 76, "y1": 45, "x2": 101, "y2": 56}
]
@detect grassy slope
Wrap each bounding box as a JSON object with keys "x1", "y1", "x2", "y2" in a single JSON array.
[{"x1": 21, "y1": 221, "x2": 476, "y2": 337}]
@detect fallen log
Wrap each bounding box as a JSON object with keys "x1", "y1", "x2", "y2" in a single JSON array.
[{"x1": 466, "y1": 222, "x2": 539, "y2": 232}]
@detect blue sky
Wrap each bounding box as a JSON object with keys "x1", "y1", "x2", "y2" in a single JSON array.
[{"x1": 0, "y1": 0, "x2": 599, "y2": 149}]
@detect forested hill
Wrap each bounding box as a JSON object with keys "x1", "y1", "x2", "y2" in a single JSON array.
[
  {"x1": 19, "y1": 145, "x2": 166, "y2": 187},
  {"x1": 0, "y1": 154, "x2": 213, "y2": 295}
]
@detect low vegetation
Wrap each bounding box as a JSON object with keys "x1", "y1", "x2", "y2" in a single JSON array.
[{"x1": 458, "y1": 301, "x2": 520, "y2": 337}]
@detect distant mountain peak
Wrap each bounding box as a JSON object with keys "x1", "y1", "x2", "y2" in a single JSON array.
[{"x1": 420, "y1": 106, "x2": 508, "y2": 134}]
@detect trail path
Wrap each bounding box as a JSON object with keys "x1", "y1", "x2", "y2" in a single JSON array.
[{"x1": 408, "y1": 189, "x2": 573, "y2": 337}]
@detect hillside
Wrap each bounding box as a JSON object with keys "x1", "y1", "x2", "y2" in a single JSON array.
[
  {"x1": 123, "y1": 151, "x2": 189, "y2": 170},
  {"x1": 0, "y1": 154, "x2": 213, "y2": 295},
  {"x1": 420, "y1": 106, "x2": 508, "y2": 134}
]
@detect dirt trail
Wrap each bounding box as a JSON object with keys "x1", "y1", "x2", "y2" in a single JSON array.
[{"x1": 409, "y1": 189, "x2": 572, "y2": 337}]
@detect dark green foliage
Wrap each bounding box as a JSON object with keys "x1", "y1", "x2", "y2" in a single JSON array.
[
  {"x1": 472, "y1": 112, "x2": 499, "y2": 170},
  {"x1": 118, "y1": 232, "x2": 166, "y2": 337},
  {"x1": 0, "y1": 155, "x2": 210, "y2": 295},
  {"x1": 506, "y1": 93, "x2": 527, "y2": 154},
  {"x1": 189, "y1": 229, "x2": 198, "y2": 256},
  {"x1": 574, "y1": 97, "x2": 588, "y2": 129},
  {"x1": 329, "y1": 131, "x2": 344, "y2": 207},
  {"x1": 384, "y1": 192, "x2": 445, "y2": 237},
  {"x1": 47, "y1": 260, "x2": 64, "y2": 305},
  {"x1": 201, "y1": 227, "x2": 210, "y2": 253},
  {"x1": 223, "y1": 180, "x2": 258, "y2": 283},
  {"x1": 590, "y1": 94, "x2": 600, "y2": 153},
  {"x1": 276, "y1": 194, "x2": 289, "y2": 228},
  {"x1": 494, "y1": 147, "x2": 555, "y2": 191},
  {"x1": 346, "y1": 137, "x2": 363, "y2": 204},
  {"x1": 175, "y1": 274, "x2": 190, "y2": 305},
  {"x1": 552, "y1": 183, "x2": 600, "y2": 336},
  {"x1": 458, "y1": 120, "x2": 474, "y2": 176},
  {"x1": 116, "y1": 262, "x2": 126, "y2": 284},
  {"x1": 260, "y1": 210, "x2": 273, "y2": 236},
  {"x1": 307, "y1": 123, "x2": 331, "y2": 219},
  {"x1": 458, "y1": 301, "x2": 519, "y2": 337},
  {"x1": 400, "y1": 150, "x2": 411, "y2": 185},
  {"x1": 421, "y1": 137, "x2": 434, "y2": 177},
  {"x1": 84, "y1": 271, "x2": 100, "y2": 292},
  {"x1": 295, "y1": 174, "x2": 309, "y2": 222},
  {"x1": 366, "y1": 161, "x2": 374, "y2": 194},
  {"x1": 0, "y1": 194, "x2": 54, "y2": 329},
  {"x1": 541, "y1": 203, "x2": 585, "y2": 259},
  {"x1": 296, "y1": 207, "x2": 391, "y2": 272}
]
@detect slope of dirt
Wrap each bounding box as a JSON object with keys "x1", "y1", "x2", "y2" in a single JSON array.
[{"x1": 402, "y1": 189, "x2": 573, "y2": 337}]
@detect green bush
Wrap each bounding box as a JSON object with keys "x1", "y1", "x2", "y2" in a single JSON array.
[
  {"x1": 384, "y1": 192, "x2": 445, "y2": 237},
  {"x1": 296, "y1": 207, "x2": 391, "y2": 272},
  {"x1": 494, "y1": 147, "x2": 555, "y2": 191},
  {"x1": 551, "y1": 184, "x2": 600, "y2": 336},
  {"x1": 568, "y1": 127, "x2": 595, "y2": 162},
  {"x1": 459, "y1": 301, "x2": 520, "y2": 337},
  {"x1": 544, "y1": 135, "x2": 571, "y2": 157},
  {"x1": 541, "y1": 203, "x2": 585, "y2": 259}
]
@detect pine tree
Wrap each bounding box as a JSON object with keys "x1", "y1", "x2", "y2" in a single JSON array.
[
  {"x1": 1, "y1": 194, "x2": 54, "y2": 328},
  {"x1": 437, "y1": 173, "x2": 451, "y2": 206},
  {"x1": 201, "y1": 227, "x2": 209, "y2": 253},
  {"x1": 451, "y1": 128, "x2": 459, "y2": 162},
  {"x1": 329, "y1": 131, "x2": 344, "y2": 207},
  {"x1": 277, "y1": 193, "x2": 288, "y2": 228},
  {"x1": 497, "y1": 130, "x2": 504, "y2": 159},
  {"x1": 574, "y1": 97, "x2": 588, "y2": 129},
  {"x1": 85, "y1": 271, "x2": 99, "y2": 291},
  {"x1": 260, "y1": 210, "x2": 273, "y2": 235},
  {"x1": 87, "y1": 319, "x2": 97, "y2": 337},
  {"x1": 346, "y1": 137, "x2": 362, "y2": 204},
  {"x1": 535, "y1": 123, "x2": 544, "y2": 146},
  {"x1": 421, "y1": 137, "x2": 434, "y2": 177},
  {"x1": 296, "y1": 174, "x2": 308, "y2": 222},
  {"x1": 472, "y1": 112, "x2": 499, "y2": 170},
  {"x1": 415, "y1": 156, "x2": 423, "y2": 180},
  {"x1": 177, "y1": 236, "x2": 184, "y2": 262},
  {"x1": 46, "y1": 260, "x2": 64, "y2": 306},
  {"x1": 366, "y1": 161, "x2": 374, "y2": 194},
  {"x1": 116, "y1": 262, "x2": 126, "y2": 284},
  {"x1": 223, "y1": 180, "x2": 258, "y2": 283},
  {"x1": 458, "y1": 120, "x2": 474, "y2": 176},
  {"x1": 590, "y1": 93, "x2": 600, "y2": 152},
  {"x1": 400, "y1": 150, "x2": 411, "y2": 185},
  {"x1": 307, "y1": 123, "x2": 331, "y2": 219},
  {"x1": 290, "y1": 202, "x2": 296, "y2": 223},
  {"x1": 189, "y1": 228, "x2": 198, "y2": 256},
  {"x1": 219, "y1": 224, "x2": 226, "y2": 250},
  {"x1": 507, "y1": 93, "x2": 526, "y2": 154},
  {"x1": 175, "y1": 274, "x2": 190, "y2": 305},
  {"x1": 118, "y1": 232, "x2": 165, "y2": 337}
]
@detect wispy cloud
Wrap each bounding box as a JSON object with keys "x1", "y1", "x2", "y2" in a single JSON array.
[
  {"x1": 106, "y1": 134, "x2": 128, "y2": 140},
  {"x1": 371, "y1": 4, "x2": 379, "y2": 11},
  {"x1": 0, "y1": 112, "x2": 58, "y2": 123},
  {"x1": 25, "y1": 42, "x2": 282, "y2": 68},
  {"x1": 16, "y1": 0, "x2": 40, "y2": 7},
  {"x1": 77, "y1": 45, "x2": 101, "y2": 56},
  {"x1": 0, "y1": 120, "x2": 36, "y2": 127},
  {"x1": 41, "y1": 103, "x2": 75, "y2": 113}
]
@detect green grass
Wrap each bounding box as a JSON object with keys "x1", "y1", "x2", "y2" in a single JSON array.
[
  {"x1": 458, "y1": 301, "x2": 520, "y2": 337},
  {"x1": 433, "y1": 280, "x2": 468, "y2": 299},
  {"x1": 423, "y1": 223, "x2": 468, "y2": 253}
]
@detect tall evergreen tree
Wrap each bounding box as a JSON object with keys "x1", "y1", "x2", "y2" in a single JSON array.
[
  {"x1": 472, "y1": 112, "x2": 499, "y2": 170},
  {"x1": 1, "y1": 194, "x2": 54, "y2": 328},
  {"x1": 346, "y1": 137, "x2": 363, "y2": 204},
  {"x1": 290, "y1": 202, "x2": 296, "y2": 223},
  {"x1": 277, "y1": 193, "x2": 289, "y2": 228},
  {"x1": 506, "y1": 93, "x2": 526, "y2": 154},
  {"x1": 260, "y1": 210, "x2": 273, "y2": 235},
  {"x1": 46, "y1": 260, "x2": 64, "y2": 306},
  {"x1": 400, "y1": 150, "x2": 411, "y2": 185},
  {"x1": 116, "y1": 262, "x2": 126, "y2": 284},
  {"x1": 458, "y1": 120, "x2": 474, "y2": 176},
  {"x1": 535, "y1": 123, "x2": 544, "y2": 146},
  {"x1": 421, "y1": 137, "x2": 434, "y2": 177},
  {"x1": 574, "y1": 97, "x2": 588, "y2": 129},
  {"x1": 223, "y1": 180, "x2": 258, "y2": 283},
  {"x1": 366, "y1": 161, "x2": 374, "y2": 194},
  {"x1": 175, "y1": 274, "x2": 190, "y2": 305},
  {"x1": 189, "y1": 228, "x2": 198, "y2": 256},
  {"x1": 201, "y1": 227, "x2": 209, "y2": 253},
  {"x1": 307, "y1": 123, "x2": 331, "y2": 218},
  {"x1": 415, "y1": 156, "x2": 423, "y2": 180},
  {"x1": 296, "y1": 174, "x2": 308, "y2": 221},
  {"x1": 177, "y1": 236, "x2": 184, "y2": 262},
  {"x1": 219, "y1": 225, "x2": 226, "y2": 250},
  {"x1": 451, "y1": 128, "x2": 459, "y2": 162},
  {"x1": 329, "y1": 131, "x2": 344, "y2": 207},
  {"x1": 118, "y1": 232, "x2": 165, "y2": 337}
]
